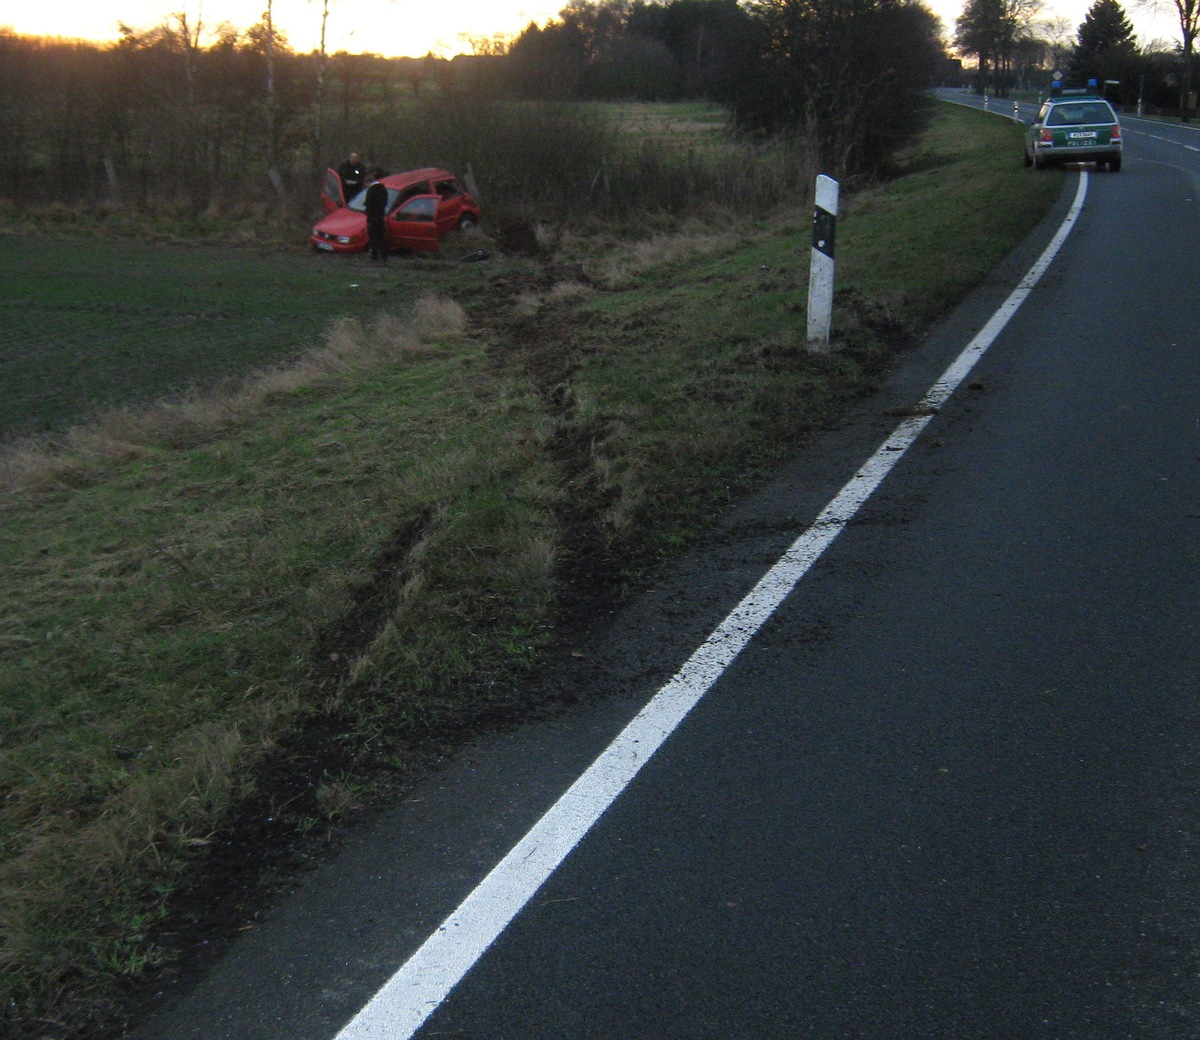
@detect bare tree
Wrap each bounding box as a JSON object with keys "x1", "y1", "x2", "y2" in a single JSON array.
[
  {"x1": 171, "y1": 10, "x2": 205, "y2": 206},
  {"x1": 173, "y1": 10, "x2": 202, "y2": 106},
  {"x1": 249, "y1": 0, "x2": 285, "y2": 193},
  {"x1": 311, "y1": 0, "x2": 333, "y2": 171},
  {"x1": 459, "y1": 31, "x2": 513, "y2": 56},
  {"x1": 1139, "y1": 0, "x2": 1198, "y2": 117},
  {"x1": 956, "y1": 0, "x2": 1042, "y2": 94},
  {"x1": 1039, "y1": 15, "x2": 1075, "y2": 71}
]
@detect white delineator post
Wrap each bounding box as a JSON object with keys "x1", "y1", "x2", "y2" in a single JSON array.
[{"x1": 806, "y1": 174, "x2": 839, "y2": 349}]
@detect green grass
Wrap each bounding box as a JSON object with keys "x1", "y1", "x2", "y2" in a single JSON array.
[
  {"x1": 0, "y1": 238, "x2": 494, "y2": 441},
  {"x1": 837, "y1": 108, "x2": 1062, "y2": 318},
  {"x1": 0, "y1": 103, "x2": 1064, "y2": 1037}
]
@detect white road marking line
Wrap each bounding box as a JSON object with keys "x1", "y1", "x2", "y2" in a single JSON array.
[
  {"x1": 333, "y1": 173, "x2": 1091, "y2": 1040},
  {"x1": 1133, "y1": 129, "x2": 1200, "y2": 153}
]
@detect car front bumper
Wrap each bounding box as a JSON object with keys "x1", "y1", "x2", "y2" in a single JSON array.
[{"x1": 309, "y1": 233, "x2": 366, "y2": 253}]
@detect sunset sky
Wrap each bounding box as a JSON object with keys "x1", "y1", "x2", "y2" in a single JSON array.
[
  {"x1": 1, "y1": 0, "x2": 1180, "y2": 58},
  {"x1": 2, "y1": 0, "x2": 564, "y2": 57}
]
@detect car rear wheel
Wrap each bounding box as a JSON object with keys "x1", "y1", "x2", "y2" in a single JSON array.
[
  {"x1": 1108, "y1": 155, "x2": 1122, "y2": 172},
  {"x1": 457, "y1": 214, "x2": 478, "y2": 232}
]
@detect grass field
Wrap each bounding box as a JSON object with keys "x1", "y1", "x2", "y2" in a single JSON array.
[
  {"x1": 594, "y1": 99, "x2": 732, "y2": 147},
  {"x1": 0, "y1": 102, "x2": 1062, "y2": 1038},
  {"x1": 0, "y1": 239, "x2": 494, "y2": 441}
]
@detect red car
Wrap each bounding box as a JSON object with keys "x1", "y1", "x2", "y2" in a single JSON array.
[{"x1": 310, "y1": 167, "x2": 481, "y2": 254}]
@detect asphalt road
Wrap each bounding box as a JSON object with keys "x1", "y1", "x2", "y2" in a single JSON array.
[{"x1": 131, "y1": 103, "x2": 1200, "y2": 1040}]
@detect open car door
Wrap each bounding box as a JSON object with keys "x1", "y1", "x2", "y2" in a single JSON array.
[
  {"x1": 386, "y1": 195, "x2": 441, "y2": 252},
  {"x1": 432, "y1": 178, "x2": 468, "y2": 233},
  {"x1": 321, "y1": 167, "x2": 345, "y2": 214}
]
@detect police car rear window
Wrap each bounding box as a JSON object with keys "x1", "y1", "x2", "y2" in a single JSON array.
[{"x1": 1046, "y1": 103, "x2": 1114, "y2": 126}]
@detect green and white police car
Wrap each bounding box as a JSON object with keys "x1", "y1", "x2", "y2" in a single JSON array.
[{"x1": 1024, "y1": 88, "x2": 1123, "y2": 172}]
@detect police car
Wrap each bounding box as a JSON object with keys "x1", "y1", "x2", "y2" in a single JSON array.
[{"x1": 1024, "y1": 85, "x2": 1122, "y2": 172}]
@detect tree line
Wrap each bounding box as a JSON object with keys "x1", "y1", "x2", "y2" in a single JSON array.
[
  {"x1": 0, "y1": 0, "x2": 956, "y2": 216},
  {"x1": 955, "y1": 0, "x2": 1199, "y2": 119},
  {"x1": 3, "y1": 0, "x2": 1196, "y2": 218}
]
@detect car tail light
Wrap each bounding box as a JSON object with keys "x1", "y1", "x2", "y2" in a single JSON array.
[
  {"x1": 1039, "y1": 128, "x2": 1053, "y2": 143},
  {"x1": 1110, "y1": 125, "x2": 1121, "y2": 141}
]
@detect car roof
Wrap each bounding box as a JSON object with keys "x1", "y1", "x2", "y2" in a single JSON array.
[
  {"x1": 1048, "y1": 95, "x2": 1107, "y2": 105},
  {"x1": 379, "y1": 167, "x2": 457, "y2": 190},
  {"x1": 1045, "y1": 93, "x2": 1116, "y2": 112}
]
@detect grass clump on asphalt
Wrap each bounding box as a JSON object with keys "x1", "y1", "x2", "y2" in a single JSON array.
[{"x1": 0, "y1": 102, "x2": 1062, "y2": 1036}]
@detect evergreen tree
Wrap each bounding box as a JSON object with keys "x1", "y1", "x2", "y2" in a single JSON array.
[{"x1": 1068, "y1": 0, "x2": 1137, "y2": 94}]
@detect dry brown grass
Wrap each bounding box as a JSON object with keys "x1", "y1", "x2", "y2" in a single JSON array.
[
  {"x1": 591, "y1": 218, "x2": 747, "y2": 288},
  {"x1": 0, "y1": 297, "x2": 468, "y2": 497},
  {"x1": 514, "y1": 280, "x2": 594, "y2": 318}
]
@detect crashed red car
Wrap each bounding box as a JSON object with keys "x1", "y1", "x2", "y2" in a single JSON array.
[{"x1": 310, "y1": 167, "x2": 481, "y2": 254}]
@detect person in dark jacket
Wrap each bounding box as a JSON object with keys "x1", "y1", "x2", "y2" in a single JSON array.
[
  {"x1": 363, "y1": 169, "x2": 389, "y2": 261},
  {"x1": 338, "y1": 152, "x2": 364, "y2": 199}
]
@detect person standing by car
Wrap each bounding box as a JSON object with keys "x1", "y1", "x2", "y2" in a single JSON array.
[
  {"x1": 363, "y1": 169, "x2": 389, "y2": 262},
  {"x1": 338, "y1": 152, "x2": 364, "y2": 199}
]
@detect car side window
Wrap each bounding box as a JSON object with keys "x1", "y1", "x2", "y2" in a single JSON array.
[
  {"x1": 392, "y1": 185, "x2": 422, "y2": 210},
  {"x1": 396, "y1": 197, "x2": 437, "y2": 222},
  {"x1": 434, "y1": 180, "x2": 460, "y2": 198}
]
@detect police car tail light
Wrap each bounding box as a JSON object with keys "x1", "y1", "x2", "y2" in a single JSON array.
[
  {"x1": 1110, "y1": 125, "x2": 1121, "y2": 140},
  {"x1": 1039, "y1": 128, "x2": 1053, "y2": 143}
]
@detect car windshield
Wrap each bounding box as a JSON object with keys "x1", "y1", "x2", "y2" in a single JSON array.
[{"x1": 1046, "y1": 102, "x2": 1114, "y2": 126}]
